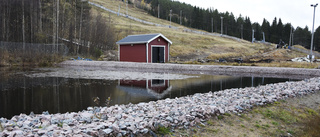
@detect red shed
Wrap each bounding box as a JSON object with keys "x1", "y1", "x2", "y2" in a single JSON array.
[{"x1": 116, "y1": 33, "x2": 172, "y2": 63}]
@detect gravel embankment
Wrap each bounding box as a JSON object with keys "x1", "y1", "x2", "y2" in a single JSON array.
[
  {"x1": 1, "y1": 61, "x2": 319, "y2": 136},
  {"x1": 26, "y1": 67, "x2": 197, "y2": 80}
]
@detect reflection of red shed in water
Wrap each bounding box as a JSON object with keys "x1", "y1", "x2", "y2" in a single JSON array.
[
  {"x1": 116, "y1": 33, "x2": 172, "y2": 63},
  {"x1": 118, "y1": 79, "x2": 172, "y2": 99}
]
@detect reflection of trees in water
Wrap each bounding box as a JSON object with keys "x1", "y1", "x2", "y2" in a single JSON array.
[
  {"x1": 0, "y1": 77, "x2": 118, "y2": 119},
  {"x1": 0, "y1": 76, "x2": 67, "y2": 91},
  {"x1": 0, "y1": 73, "x2": 298, "y2": 119}
]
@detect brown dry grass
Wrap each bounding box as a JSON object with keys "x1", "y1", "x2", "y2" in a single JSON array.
[
  {"x1": 91, "y1": 0, "x2": 319, "y2": 68},
  {"x1": 91, "y1": 0, "x2": 272, "y2": 61},
  {"x1": 0, "y1": 49, "x2": 64, "y2": 67}
]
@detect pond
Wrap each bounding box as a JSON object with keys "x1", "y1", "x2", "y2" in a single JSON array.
[{"x1": 0, "y1": 67, "x2": 300, "y2": 119}]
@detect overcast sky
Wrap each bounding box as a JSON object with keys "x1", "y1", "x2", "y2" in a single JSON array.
[{"x1": 176, "y1": 0, "x2": 320, "y2": 29}]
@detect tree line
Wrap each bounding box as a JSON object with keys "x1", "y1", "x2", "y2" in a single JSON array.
[
  {"x1": 0, "y1": 0, "x2": 116, "y2": 57},
  {"x1": 140, "y1": 0, "x2": 320, "y2": 51},
  {"x1": 1, "y1": 0, "x2": 320, "y2": 55}
]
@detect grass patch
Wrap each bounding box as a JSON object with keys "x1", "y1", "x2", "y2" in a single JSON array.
[
  {"x1": 206, "y1": 128, "x2": 219, "y2": 133},
  {"x1": 255, "y1": 124, "x2": 261, "y2": 128},
  {"x1": 156, "y1": 126, "x2": 171, "y2": 135},
  {"x1": 305, "y1": 108, "x2": 318, "y2": 115},
  {"x1": 278, "y1": 110, "x2": 297, "y2": 123},
  {"x1": 207, "y1": 119, "x2": 215, "y2": 126},
  {"x1": 261, "y1": 109, "x2": 274, "y2": 118},
  {"x1": 300, "y1": 112, "x2": 320, "y2": 136},
  {"x1": 258, "y1": 107, "x2": 297, "y2": 124},
  {"x1": 262, "y1": 124, "x2": 270, "y2": 129},
  {"x1": 287, "y1": 129, "x2": 295, "y2": 135},
  {"x1": 217, "y1": 115, "x2": 224, "y2": 120},
  {"x1": 271, "y1": 121, "x2": 279, "y2": 126}
]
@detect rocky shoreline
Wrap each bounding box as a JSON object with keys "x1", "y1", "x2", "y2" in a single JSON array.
[{"x1": 1, "y1": 75, "x2": 319, "y2": 136}]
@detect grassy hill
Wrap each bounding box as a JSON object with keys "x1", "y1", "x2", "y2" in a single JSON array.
[{"x1": 90, "y1": 0, "x2": 319, "y2": 68}]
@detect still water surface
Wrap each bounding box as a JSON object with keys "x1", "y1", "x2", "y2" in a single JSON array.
[{"x1": 0, "y1": 68, "x2": 299, "y2": 119}]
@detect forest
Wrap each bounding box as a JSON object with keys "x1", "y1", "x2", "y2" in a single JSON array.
[
  {"x1": 1, "y1": 0, "x2": 320, "y2": 59},
  {"x1": 142, "y1": 0, "x2": 320, "y2": 51},
  {"x1": 0, "y1": 0, "x2": 116, "y2": 58}
]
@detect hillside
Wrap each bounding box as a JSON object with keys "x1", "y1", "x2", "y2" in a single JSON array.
[
  {"x1": 90, "y1": 0, "x2": 271, "y2": 61},
  {"x1": 90, "y1": 0, "x2": 318, "y2": 66}
]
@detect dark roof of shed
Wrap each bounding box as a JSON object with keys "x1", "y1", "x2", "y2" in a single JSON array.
[{"x1": 116, "y1": 33, "x2": 172, "y2": 45}]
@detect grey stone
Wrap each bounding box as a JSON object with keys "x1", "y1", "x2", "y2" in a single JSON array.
[
  {"x1": 140, "y1": 128, "x2": 149, "y2": 134},
  {"x1": 120, "y1": 130, "x2": 127, "y2": 135},
  {"x1": 29, "y1": 112, "x2": 35, "y2": 117},
  {"x1": 116, "y1": 133, "x2": 122, "y2": 137},
  {"x1": 42, "y1": 111, "x2": 50, "y2": 115},
  {"x1": 166, "y1": 116, "x2": 173, "y2": 123},
  {"x1": 102, "y1": 128, "x2": 113, "y2": 135},
  {"x1": 38, "y1": 129, "x2": 46, "y2": 136},
  {"x1": 119, "y1": 124, "x2": 127, "y2": 130},
  {"x1": 87, "y1": 107, "x2": 93, "y2": 111}
]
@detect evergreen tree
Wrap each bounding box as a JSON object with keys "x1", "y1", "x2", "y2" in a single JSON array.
[
  {"x1": 243, "y1": 17, "x2": 252, "y2": 41},
  {"x1": 270, "y1": 17, "x2": 278, "y2": 43},
  {"x1": 277, "y1": 18, "x2": 284, "y2": 42},
  {"x1": 252, "y1": 23, "x2": 262, "y2": 41},
  {"x1": 143, "y1": 0, "x2": 317, "y2": 50},
  {"x1": 236, "y1": 15, "x2": 245, "y2": 39},
  {"x1": 283, "y1": 23, "x2": 292, "y2": 45},
  {"x1": 314, "y1": 26, "x2": 320, "y2": 51},
  {"x1": 261, "y1": 18, "x2": 270, "y2": 42},
  {"x1": 294, "y1": 26, "x2": 311, "y2": 48}
]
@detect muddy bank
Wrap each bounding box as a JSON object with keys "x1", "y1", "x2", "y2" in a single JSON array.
[{"x1": 59, "y1": 61, "x2": 320, "y2": 79}]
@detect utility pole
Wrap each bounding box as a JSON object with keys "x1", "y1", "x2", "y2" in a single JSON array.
[
  {"x1": 39, "y1": 0, "x2": 42, "y2": 32},
  {"x1": 170, "y1": 9, "x2": 172, "y2": 27},
  {"x1": 220, "y1": 16, "x2": 223, "y2": 35},
  {"x1": 241, "y1": 24, "x2": 243, "y2": 39},
  {"x1": 289, "y1": 26, "x2": 293, "y2": 46},
  {"x1": 56, "y1": 0, "x2": 59, "y2": 53},
  {"x1": 79, "y1": 0, "x2": 83, "y2": 49},
  {"x1": 310, "y1": 3, "x2": 318, "y2": 61},
  {"x1": 292, "y1": 32, "x2": 294, "y2": 46},
  {"x1": 252, "y1": 29, "x2": 255, "y2": 43},
  {"x1": 158, "y1": 4, "x2": 160, "y2": 18},
  {"x1": 126, "y1": 0, "x2": 128, "y2": 17},
  {"x1": 211, "y1": 17, "x2": 213, "y2": 33},
  {"x1": 53, "y1": 0, "x2": 56, "y2": 54},
  {"x1": 180, "y1": 10, "x2": 182, "y2": 25},
  {"x1": 22, "y1": 0, "x2": 25, "y2": 54},
  {"x1": 118, "y1": 4, "x2": 120, "y2": 16}
]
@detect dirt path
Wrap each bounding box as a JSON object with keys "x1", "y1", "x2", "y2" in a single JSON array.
[{"x1": 59, "y1": 61, "x2": 320, "y2": 79}]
